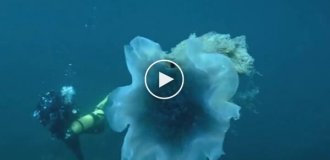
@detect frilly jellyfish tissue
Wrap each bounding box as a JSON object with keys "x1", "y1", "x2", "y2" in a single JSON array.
[{"x1": 107, "y1": 33, "x2": 253, "y2": 160}]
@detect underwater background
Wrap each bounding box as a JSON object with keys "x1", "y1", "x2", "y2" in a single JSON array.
[{"x1": 0, "y1": 0, "x2": 329, "y2": 159}]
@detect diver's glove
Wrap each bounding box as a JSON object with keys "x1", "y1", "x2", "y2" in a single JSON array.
[{"x1": 65, "y1": 128, "x2": 74, "y2": 140}]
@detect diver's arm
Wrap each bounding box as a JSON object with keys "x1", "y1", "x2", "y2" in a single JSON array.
[
  {"x1": 95, "y1": 96, "x2": 108, "y2": 110},
  {"x1": 66, "y1": 96, "x2": 108, "y2": 138}
]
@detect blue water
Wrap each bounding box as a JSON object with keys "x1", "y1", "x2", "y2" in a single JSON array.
[{"x1": 0, "y1": 0, "x2": 329, "y2": 159}]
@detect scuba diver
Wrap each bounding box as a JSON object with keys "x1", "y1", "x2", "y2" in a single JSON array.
[{"x1": 33, "y1": 86, "x2": 108, "y2": 160}]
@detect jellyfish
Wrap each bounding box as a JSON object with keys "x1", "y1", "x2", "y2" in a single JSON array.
[{"x1": 106, "y1": 32, "x2": 254, "y2": 160}]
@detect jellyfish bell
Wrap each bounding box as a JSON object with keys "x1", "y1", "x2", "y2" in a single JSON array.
[{"x1": 107, "y1": 32, "x2": 254, "y2": 160}]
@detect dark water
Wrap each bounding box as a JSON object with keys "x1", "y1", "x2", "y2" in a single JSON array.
[{"x1": 0, "y1": 0, "x2": 329, "y2": 159}]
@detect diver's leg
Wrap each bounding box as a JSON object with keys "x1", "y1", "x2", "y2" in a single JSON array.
[{"x1": 65, "y1": 136, "x2": 84, "y2": 160}]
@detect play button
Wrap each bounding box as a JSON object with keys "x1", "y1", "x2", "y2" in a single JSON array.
[
  {"x1": 159, "y1": 72, "x2": 174, "y2": 88},
  {"x1": 144, "y1": 59, "x2": 184, "y2": 100}
]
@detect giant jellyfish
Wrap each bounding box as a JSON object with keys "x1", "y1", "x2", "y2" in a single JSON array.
[{"x1": 107, "y1": 32, "x2": 254, "y2": 160}]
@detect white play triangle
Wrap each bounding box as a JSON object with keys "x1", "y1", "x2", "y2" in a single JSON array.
[{"x1": 159, "y1": 72, "x2": 174, "y2": 88}]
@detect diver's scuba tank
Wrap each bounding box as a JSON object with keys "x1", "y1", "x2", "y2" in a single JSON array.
[{"x1": 65, "y1": 96, "x2": 108, "y2": 139}]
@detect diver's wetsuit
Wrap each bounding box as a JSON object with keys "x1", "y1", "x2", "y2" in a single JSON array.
[
  {"x1": 34, "y1": 90, "x2": 107, "y2": 160},
  {"x1": 33, "y1": 90, "x2": 84, "y2": 160}
]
